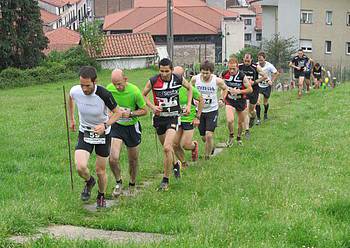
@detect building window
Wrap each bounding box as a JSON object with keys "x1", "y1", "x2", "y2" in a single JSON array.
[
  {"x1": 346, "y1": 42, "x2": 350, "y2": 55},
  {"x1": 325, "y1": 41, "x2": 332, "y2": 54},
  {"x1": 256, "y1": 33, "x2": 262, "y2": 41},
  {"x1": 301, "y1": 10, "x2": 313, "y2": 24},
  {"x1": 244, "y1": 19, "x2": 252, "y2": 25},
  {"x1": 245, "y1": 33, "x2": 252, "y2": 41},
  {"x1": 347, "y1": 12, "x2": 350, "y2": 26},
  {"x1": 326, "y1": 11, "x2": 332, "y2": 25},
  {"x1": 300, "y1": 39, "x2": 312, "y2": 52}
]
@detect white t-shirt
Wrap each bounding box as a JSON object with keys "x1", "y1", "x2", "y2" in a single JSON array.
[
  {"x1": 194, "y1": 74, "x2": 218, "y2": 113},
  {"x1": 70, "y1": 85, "x2": 117, "y2": 134},
  {"x1": 258, "y1": 61, "x2": 277, "y2": 88}
]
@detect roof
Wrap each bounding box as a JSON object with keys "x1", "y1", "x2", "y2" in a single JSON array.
[
  {"x1": 40, "y1": 0, "x2": 82, "y2": 7},
  {"x1": 104, "y1": 5, "x2": 238, "y2": 35},
  {"x1": 40, "y1": 8, "x2": 60, "y2": 24},
  {"x1": 134, "y1": 0, "x2": 207, "y2": 7},
  {"x1": 93, "y1": 33, "x2": 157, "y2": 58},
  {"x1": 44, "y1": 27, "x2": 80, "y2": 54},
  {"x1": 229, "y1": 7, "x2": 256, "y2": 16}
]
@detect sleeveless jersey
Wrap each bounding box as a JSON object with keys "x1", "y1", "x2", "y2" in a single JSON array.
[
  {"x1": 222, "y1": 70, "x2": 247, "y2": 100},
  {"x1": 194, "y1": 74, "x2": 218, "y2": 113},
  {"x1": 313, "y1": 66, "x2": 322, "y2": 78},
  {"x1": 150, "y1": 73, "x2": 182, "y2": 117}
]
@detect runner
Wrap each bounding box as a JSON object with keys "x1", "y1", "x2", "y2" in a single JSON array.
[
  {"x1": 239, "y1": 53, "x2": 267, "y2": 138},
  {"x1": 304, "y1": 58, "x2": 314, "y2": 93},
  {"x1": 142, "y1": 58, "x2": 192, "y2": 191},
  {"x1": 221, "y1": 57, "x2": 252, "y2": 146},
  {"x1": 256, "y1": 51, "x2": 279, "y2": 124},
  {"x1": 173, "y1": 66, "x2": 204, "y2": 167},
  {"x1": 69, "y1": 66, "x2": 121, "y2": 208},
  {"x1": 106, "y1": 69, "x2": 147, "y2": 197},
  {"x1": 191, "y1": 60, "x2": 229, "y2": 159},
  {"x1": 289, "y1": 49, "x2": 310, "y2": 98},
  {"x1": 312, "y1": 63, "x2": 325, "y2": 89}
]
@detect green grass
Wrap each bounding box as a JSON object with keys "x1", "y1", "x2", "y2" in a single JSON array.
[{"x1": 0, "y1": 70, "x2": 349, "y2": 247}]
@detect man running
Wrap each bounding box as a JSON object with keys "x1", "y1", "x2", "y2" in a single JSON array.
[
  {"x1": 106, "y1": 69, "x2": 147, "y2": 197},
  {"x1": 239, "y1": 53, "x2": 267, "y2": 138},
  {"x1": 69, "y1": 66, "x2": 121, "y2": 208},
  {"x1": 221, "y1": 57, "x2": 252, "y2": 146},
  {"x1": 312, "y1": 63, "x2": 325, "y2": 89},
  {"x1": 191, "y1": 60, "x2": 229, "y2": 160},
  {"x1": 172, "y1": 66, "x2": 204, "y2": 167},
  {"x1": 289, "y1": 49, "x2": 310, "y2": 98},
  {"x1": 256, "y1": 51, "x2": 279, "y2": 124},
  {"x1": 142, "y1": 58, "x2": 192, "y2": 191}
]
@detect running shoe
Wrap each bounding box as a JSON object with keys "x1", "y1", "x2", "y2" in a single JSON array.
[
  {"x1": 245, "y1": 130, "x2": 251, "y2": 140},
  {"x1": 96, "y1": 195, "x2": 106, "y2": 209},
  {"x1": 256, "y1": 119, "x2": 261, "y2": 125},
  {"x1": 237, "y1": 138, "x2": 243, "y2": 146},
  {"x1": 158, "y1": 180, "x2": 169, "y2": 191},
  {"x1": 81, "y1": 176, "x2": 96, "y2": 201},
  {"x1": 264, "y1": 113, "x2": 268, "y2": 121},
  {"x1": 112, "y1": 181, "x2": 123, "y2": 197},
  {"x1": 191, "y1": 141, "x2": 199, "y2": 161},
  {"x1": 173, "y1": 161, "x2": 181, "y2": 179},
  {"x1": 226, "y1": 135, "x2": 234, "y2": 147}
]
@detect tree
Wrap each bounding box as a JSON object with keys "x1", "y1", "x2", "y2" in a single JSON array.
[
  {"x1": 79, "y1": 20, "x2": 105, "y2": 57},
  {"x1": 262, "y1": 33, "x2": 298, "y2": 70},
  {"x1": 0, "y1": 0, "x2": 48, "y2": 69},
  {"x1": 232, "y1": 46, "x2": 260, "y2": 63}
]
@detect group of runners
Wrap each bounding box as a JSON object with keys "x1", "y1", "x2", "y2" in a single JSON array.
[{"x1": 69, "y1": 50, "x2": 326, "y2": 208}]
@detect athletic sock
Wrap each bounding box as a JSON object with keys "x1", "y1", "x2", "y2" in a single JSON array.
[
  {"x1": 229, "y1": 133, "x2": 234, "y2": 138},
  {"x1": 116, "y1": 179, "x2": 122, "y2": 184},
  {"x1": 264, "y1": 104, "x2": 269, "y2": 114},
  {"x1": 256, "y1": 104, "x2": 261, "y2": 119},
  {"x1": 86, "y1": 176, "x2": 94, "y2": 185},
  {"x1": 129, "y1": 182, "x2": 135, "y2": 187},
  {"x1": 97, "y1": 191, "x2": 104, "y2": 199},
  {"x1": 162, "y1": 177, "x2": 169, "y2": 183}
]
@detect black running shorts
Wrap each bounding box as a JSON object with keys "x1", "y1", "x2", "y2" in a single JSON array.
[
  {"x1": 259, "y1": 86, "x2": 272, "y2": 98},
  {"x1": 198, "y1": 110, "x2": 218, "y2": 136},
  {"x1": 110, "y1": 122, "x2": 142, "y2": 148},
  {"x1": 225, "y1": 98, "x2": 247, "y2": 112},
  {"x1": 153, "y1": 116, "x2": 179, "y2": 135},
  {"x1": 247, "y1": 85, "x2": 259, "y2": 105},
  {"x1": 180, "y1": 122, "x2": 194, "y2": 131},
  {"x1": 76, "y1": 132, "x2": 111, "y2": 157}
]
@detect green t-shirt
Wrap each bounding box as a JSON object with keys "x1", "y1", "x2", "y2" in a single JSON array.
[
  {"x1": 179, "y1": 86, "x2": 201, "y2": 123},
  {"x1": 106, "y1": 82, "x2": 146, "y2": 126}
]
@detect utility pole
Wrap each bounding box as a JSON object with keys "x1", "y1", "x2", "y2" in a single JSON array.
[{"x1": 167, "y1": 0, "x2": 174, "y2": 61}]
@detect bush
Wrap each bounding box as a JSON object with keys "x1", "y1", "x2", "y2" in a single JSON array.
[{"x1": 62, "y1": 46, "x2": 101, "y2": 72}]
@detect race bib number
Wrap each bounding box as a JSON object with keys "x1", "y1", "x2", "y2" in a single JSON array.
[
  {"x1": 202, "y1": 94, "x2": 213, "y2": 106},
  {"x1": 118, "y1": 107, "x2": 132, "y2": 123},
  {"x1": 83, "y1": 131, "x2": 106, "y2": 145}
]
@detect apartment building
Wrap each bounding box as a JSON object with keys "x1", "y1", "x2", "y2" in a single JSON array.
[
  {"x1": 261, "y1": 0, "x2": 350, "y2": 67},
  {"x1": 39, "y1": 0, "x2": 92, "y2": 31}
]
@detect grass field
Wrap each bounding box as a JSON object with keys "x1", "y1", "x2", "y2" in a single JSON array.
[{"x1": 0, "y1": 69, "x2": 349, "y2": 247}]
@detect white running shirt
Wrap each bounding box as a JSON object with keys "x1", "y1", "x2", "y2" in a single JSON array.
[
  {"x1": 258, "y1": 61, "x2": 277, "y2": 88},
  {"x1": 194, "y1": 74, "x2": 218, "y2": 113}
]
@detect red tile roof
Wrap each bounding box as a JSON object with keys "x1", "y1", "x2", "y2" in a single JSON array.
[
  {"x1": 40, "y1": 0, "x2": 82, "y2": 7},
  {"x1": 93, "y1": 33, "x2": 157, "y2": 58},
  {"x1": 104, "y1": 5, "x2": 238, "y2": 35},
  {"x1": 40, "y1": 9, "x2": 60, "y2": 24},
  {"x1": 134, "y1": 0, "x2": 207, "y2": 7},
  {"x1": 44, "y1": 27, "x2": 80, "y2": 54}
]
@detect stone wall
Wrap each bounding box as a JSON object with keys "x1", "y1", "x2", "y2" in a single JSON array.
[{"x1": 169, "y1": 44, "x2": 216, "y2": 66}]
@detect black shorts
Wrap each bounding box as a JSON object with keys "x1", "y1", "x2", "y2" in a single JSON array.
[
  {"x1": 198, "y1": 110, "x2": 218, "y2": 136},
  {"x1": 259, "y1": 86, "x2": 272, "y2": 98},
  {"x1": 76, "y1": 131, "x2": 111, "y2": 157},
  {"x1": 153, "y1": 116, "x2": 179, "y2": 135},
  {"x1": 180, "y1": 122, "x2": 194, "y2": 131},
  {"x1": 313, "y1": 75, "x2": 321, "y2": 80},
  {"x1": 247, "y1": 85, "x2": 259, "y2": 105},
  {"x1": 110, "y1": 122, "x2": 142, "y2": 148},
  {"x1": 294, "y1": 70, "x2": 305, "y2": 79},
  {"x1": 305, "y1": 71, "x2": 311, "y2": 80},
  {"x1": 225, "y1": 98, "x2": 247, "y2": 112}
]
